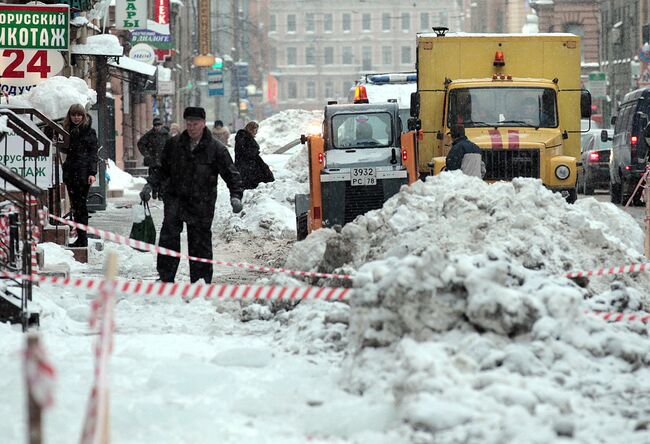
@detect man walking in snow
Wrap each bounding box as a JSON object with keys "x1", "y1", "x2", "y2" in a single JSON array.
[
  {"x1": 137, "y1": 117, "x2": 170, "y2": 199},
  {"x1": 446, "y1": 124, "x2": 484, "y2": 178},
  {"x1": 140, "y1": 107, "x2": 244, "y2": 283}
]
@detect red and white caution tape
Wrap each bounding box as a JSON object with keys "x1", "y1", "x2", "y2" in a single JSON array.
[
  {"x1": 0, "y1": 270, "x2": 353, "y2": 301},
  {"x1": 48, "y1": 213, "x2": 352, "y2": 281},
  {"x1": 565, "y1": 262, "x2": 649, "y2": 279},
  {"x1": 587, "y1": 310, "x2": 650, "y2": 324},
  {"x1": 79, "y1": 274, "x2": 116, "y2": 444},
  {"x1": 24, "y1": 335, "x2": 56, "y2": 409}
]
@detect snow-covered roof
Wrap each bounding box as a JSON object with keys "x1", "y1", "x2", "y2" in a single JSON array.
[
  {"x1": 70, "y1": 34, "x2": 124, "y2": 57},
  {"x1": 108, "y1": 56, "x2": 157, "y2": 77}
]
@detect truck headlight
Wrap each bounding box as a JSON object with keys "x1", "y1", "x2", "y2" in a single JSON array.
[{"x1": 555, "y1": 165, "x2": 570, "y2": 180}]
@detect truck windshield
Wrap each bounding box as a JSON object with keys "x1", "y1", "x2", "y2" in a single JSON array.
[
  {"x1": 332, "y1": 113, "x2": 393, "y2": 149},
  {"x1": 447, "y1": 87, "x2": 558, "y2": 128}
]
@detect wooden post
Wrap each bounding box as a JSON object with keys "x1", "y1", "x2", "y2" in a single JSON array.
[
  {"x1": 25, "y1": 334, "x2": 42, "y2": 444},
  {"x1": 99, "y1": 251, "x2": 118, "y2": 444}
]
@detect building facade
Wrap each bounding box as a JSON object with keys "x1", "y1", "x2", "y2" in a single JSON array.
[{"x1": 266, "y1": 0, "x2": 463, "y2": 110}]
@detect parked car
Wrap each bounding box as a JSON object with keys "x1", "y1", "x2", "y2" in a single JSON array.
[
  {"x1": 577, "y1": 130, "x2": 612, "y2": 194},
  {"x1": 604, "y1": 87, "x2": 650, "y2": 205}
]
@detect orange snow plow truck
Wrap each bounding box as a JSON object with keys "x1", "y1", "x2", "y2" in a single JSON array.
[
  {"x1": 409, "y1": 29, "x2": 592, "y2": 202},
  {"x1": 295, "y1": 96, "x2": 418, "y2": 240}
]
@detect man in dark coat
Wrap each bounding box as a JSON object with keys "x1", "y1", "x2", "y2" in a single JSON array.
[
  {"x1": 446, "y1": 124, "x2": 484, "y2": 177},
  {"x1": 141, "y1": 107, "x2": 244, "y2": 283},
  {"x1": 137, "y1": 117, "x2": 170, "y2": 199},
  {"x1": 235, "y1": 121, "x2": 274, "y2": 190}
]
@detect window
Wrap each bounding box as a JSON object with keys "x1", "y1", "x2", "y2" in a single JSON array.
[
  {"x1": 287, "y1": 14, "x2": 296, "y2": 32},
  {"x1": 324, "y1": 47, "x2": 334, "y2": 65},
  {"x1": 305, "y1": 46, "x2": 316, "y2": 65},
  {"x1": 324, "y1": 13, "x2": 333, "y2": 32},
  {"x1": 342, "y1": 46, "x2": 353, "y2": 64},
  {"x1": 362, "y1": 13, "x2": 371, "y2": 31},
  {"x1": 325, "y1": 81, "x2": 334, "y2": 98},
  {"x1": 269, "y1": 14, "x2": 276, "y2": 32},
  {"x1": 401, "y1": 46, "x2": 411, "y2": 64},
  {"x1": 446, "y1": 88, "x2": 559, "y2": 128},
  {"x1": 342, "y1": 13, "x2": 351, "y2": 32},
  {"x1": 305, "y1": 13, "x2": 315, "y2": 32},
  {"x1": 362, "y1": 46, "x2": 372, "y2": 71},
  {"x1": 269, "y1": 47, "x2": 277, "y2": 68},
  {"x1": 287, "y1": 81, "x2": 297, "y2": 99},
  {"x1": 420, "y1": 12, "x2": 429, "y2": 31},
  {"x1": 332, "y1": 113, "x2": 393, "y2": 149},
  {"x1": 306, "y1": 81, "x2": 316, "y2": 98},
  {"x1": 401, "y1": 12, "x2": 410, "y2": 31},
  {"x1": 382, "y1": 46, "x2": 392, "y2": 65},
  {"x1": 287, "y1": 47, "x2": 297, "y2": 65},
  {"x1": 382, "y1": 13, "x2": 391, "y2": 31},
  {"x1": 438, "y1": 11, "x2": 448, "y2": 27}
]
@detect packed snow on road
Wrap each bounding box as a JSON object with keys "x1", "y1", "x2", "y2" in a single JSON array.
[{"x1": 1, "y1": 110, "x2": 649, "y2": 443}]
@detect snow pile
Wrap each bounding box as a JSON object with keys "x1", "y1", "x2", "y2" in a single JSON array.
[
  {"x1": 106, "y1": 159, "x2": 146, "y2": 191},
  {"x1": 70, "y1": 34, "x2": 123, "y2": 57},
  {"x1": 285, "y1": 173, "x2": 650, "y2": 442},
  {"x1": 255, "y1": 109, "x2": 323, "y2": 154},
  {"x1": 214, "y1": 149, "x2": 308, "y2": 239},
  {"x1": 9, "y1": 77, "x2": 97, "y2": 121}
]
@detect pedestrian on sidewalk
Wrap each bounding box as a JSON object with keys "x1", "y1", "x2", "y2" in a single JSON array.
[
  {"x1": 62, "y1": 104, "x2": 99, "y2": 248},
  {"x1": 140, "y1": 107, "x2": 244, "y2": 283},
  {"x1": 212, "y1": 119, "x2": 231, "y2": 146},
  {"x1": 235, "y1": 121, "x2": 275, "y2": 190},
  {"x1": 446, "y1": 124, "x2": 485, "y2": 178},
  {"x1": 137, "y1": 117, "x2": 170, "y2": 199}
]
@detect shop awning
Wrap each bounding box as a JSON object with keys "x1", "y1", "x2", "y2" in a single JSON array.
[{"x1": 108, "y1": 56, "x2": 157, "y2": 77}]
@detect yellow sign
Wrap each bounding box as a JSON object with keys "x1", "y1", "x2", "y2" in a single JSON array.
[{"x1": 198, "y1": 0, "x2": 210, "y2": 55}]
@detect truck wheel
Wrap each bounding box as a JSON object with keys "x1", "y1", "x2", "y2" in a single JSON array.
[
  {"x1": 610, "y1": 181, "x2": 622, "y2": 204},
  {"x1": 296, "y1": 212, "x2": 308, "y2": 241}
]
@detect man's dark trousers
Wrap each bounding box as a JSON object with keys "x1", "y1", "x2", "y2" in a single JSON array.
[{"x1": 157, "y1": 197, "x2": 213, "y2": 283}]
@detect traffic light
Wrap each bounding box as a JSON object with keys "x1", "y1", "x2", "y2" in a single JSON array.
[{"x1": 212, "y1": 57, "x2": 223, "y2": 70}]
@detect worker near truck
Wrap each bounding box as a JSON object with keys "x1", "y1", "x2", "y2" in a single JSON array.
[{"x1": 446, "y1": 124, "x2": 484, "y2": 178}]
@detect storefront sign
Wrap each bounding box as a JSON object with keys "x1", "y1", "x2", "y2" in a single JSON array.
[
  {"x1": 129, "y1": 43, "x2": 156, "y2": 65},
  {"x1": 198, "y1": 0, "x2": 210, "y2": 55},
  {"x1": 0, "y1": 134, "x2": 58, "y2": 191},
  {"x1": 0, "y1": 4, "x2": 69, "y2": 50},
  {"x1": 131, "y1": 29, "x2": 172, "y2": 49},
  {"x1": 155, "y1": 0, "x2": 170, "y2": 25},
  {"x1": 0, "y1": 49, "x2": 65, "y2": 95},
  {"x1": 157, "y1": 80, "x2": 174, "y2": 95},
  {"x1": 115, "y1": 0, "x2": 147, "y2": 30}
]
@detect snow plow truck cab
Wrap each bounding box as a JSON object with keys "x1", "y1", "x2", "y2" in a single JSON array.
[
  {"x1": 295, "y1": 98, "x2": 418, "y2": 240},
  {"x1": 410, "y1": 29, "x2": 592, "y2": 203}
]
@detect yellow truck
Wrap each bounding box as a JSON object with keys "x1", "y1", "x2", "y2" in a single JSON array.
[{"x1": 410, "y1": 29, "x2": 592, "y2": 202}]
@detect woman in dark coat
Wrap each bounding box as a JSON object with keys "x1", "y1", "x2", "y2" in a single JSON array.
[
  {"x1": 62, "y1": 104, "x2": 99, "y2": 247},
  {"x1": 234, "y1": 121, "x2": 274, "y2": 190}
]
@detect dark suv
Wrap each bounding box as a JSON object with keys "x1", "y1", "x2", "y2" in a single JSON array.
[{"x1": 604, "y1": 88, "x2": 650, "y2": 204}]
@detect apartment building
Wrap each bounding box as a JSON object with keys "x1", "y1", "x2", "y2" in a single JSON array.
[{"x1": 266, "y1": 0, "x2": 463, "y2": 110}]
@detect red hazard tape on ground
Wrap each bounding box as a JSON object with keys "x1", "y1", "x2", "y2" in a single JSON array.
[
  {"x1": 0, "y1": 270, "x2": 353, "y2": 301},
  {"x1": 48, "y1": 213, "x2": 352, "y2": 281},
  {"x1": 565, "y1": 262, "x2": 649, "y2": 279},
  {"x1": 587, "y1": 310, "x2": 650, "y2": 324}
]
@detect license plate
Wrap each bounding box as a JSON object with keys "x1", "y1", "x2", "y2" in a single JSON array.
[{"x1": 350, "y1": 167, "x2": 377, "y2": 186}]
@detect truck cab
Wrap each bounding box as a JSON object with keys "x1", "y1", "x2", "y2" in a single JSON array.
[
  {"x1": 412, "y1": 31, "x2": 591, "y2": 203},
  {"x1": 295, "y1": 98, "x2": 417, "y2": 240}
]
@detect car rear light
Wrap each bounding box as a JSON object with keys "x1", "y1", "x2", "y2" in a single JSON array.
[
  {"x1": 588, "y1": 152, "x2": 599, "y2": 162},
  {"x1": 631, "y1": 136, "x2": 638, "y2": 145},
  {"x1": 402, "y1": 149, "x2": 407, "y2": 161},
  {"x1": 625, "y1": 165, "x2": 631, "y2": 171}
]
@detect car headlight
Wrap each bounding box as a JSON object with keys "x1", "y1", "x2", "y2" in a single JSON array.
[{"x1": 555, "y1": 165, "x2": 570, "y2": 180}]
